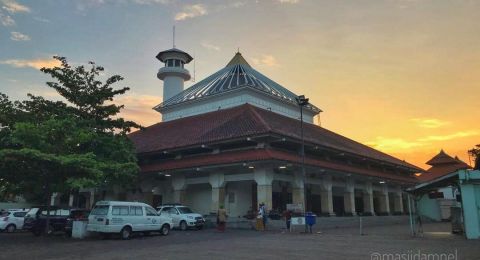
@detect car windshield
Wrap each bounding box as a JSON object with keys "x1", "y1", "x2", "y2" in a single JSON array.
[
  {"x1": 177, "y1": 207, "x2": 193, "y2": 214},
  {"x1": 90, "y1": 205, "x2": 109, "y2": 216}
]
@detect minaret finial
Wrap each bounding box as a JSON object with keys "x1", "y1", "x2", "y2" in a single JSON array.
[
  {"x1": 173, "y1": 25, "x2": 176, "y2": 48},
  {"x1": 237, "y1": 47, "x2": 240, "y2": 53}
]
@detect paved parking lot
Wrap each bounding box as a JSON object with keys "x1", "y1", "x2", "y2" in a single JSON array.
[{"x1": 1, "y1": 222, "x2": 479, "y2": 260}]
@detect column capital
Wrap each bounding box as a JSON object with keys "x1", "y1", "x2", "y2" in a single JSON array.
[
  {"x1": 254, "y1": 168, "x2": 274, "y2": 186},
  {"x1": 320, "y1": 175, "x2": 332, "y2": 191},
  {"x1": 345, "y1": 178, "x2": 355, "y2": 193},
  {"x1": 209, "y1": 172, "x2": 225, "y2": 188},
  {"x1": 172, "y1": 175, "x2": 186, "y2": 191}
]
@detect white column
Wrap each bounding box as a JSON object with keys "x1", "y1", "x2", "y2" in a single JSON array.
[
  {"x1": 254, "y1": 168, "x2": 273, "y2": 211},
  {"x1": 68, "y1": 194, "x2": 74, "y2": 207},
  {"x1": 344, "y1": 178, "x2": 356, "y2": 216},
  {"x1": 209, "y1": 172, "x2": 226, "y2": 214},
  {"x1": 320, "y1": 175, "x2": 335, "y2": 216},
  {"x1": 378, "y1": 185, "x2": 390, "y2": 215},
  {"x1": 50, "y1": 192, "x2": 61, "y2": 206},
  {"x1": 292, "y1": 172, "x2": 305, "y2": 210},
  {"x1": 363, "y1": 182, "x2": 375, "y2": 216},
  {"x1": 393, "y1": 186, "x2": 404, "y2": 214},
  {"x1": 172, "y1": 175, "x2": 186, "y2": 204},
  {"x1": 89, "y1": 190, "x2": 95, "y2": 209}
]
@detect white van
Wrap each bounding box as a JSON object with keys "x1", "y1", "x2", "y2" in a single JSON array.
[{"x1": 87, "y1": 201, "x2": 173, "y2": 240}]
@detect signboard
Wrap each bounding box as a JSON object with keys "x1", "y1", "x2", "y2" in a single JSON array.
[
  {"x1": 287, "y1": 203, "x2": 303, "y2": 213},
  {"x1": 291, "y1": 217, "x2": 305, "y2": 226}
]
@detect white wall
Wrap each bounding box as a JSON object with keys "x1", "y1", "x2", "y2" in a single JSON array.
[
  {"x1": 185, "y1": 183, "x2": 211, "y2": 215},
  {"x1": 225, "y1": 181, "x2": 253, "y2": 218}
]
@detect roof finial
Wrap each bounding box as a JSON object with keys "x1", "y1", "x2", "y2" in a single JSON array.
[{"x1": 237, "y1": 47, "x2": 240, "y2": 54}]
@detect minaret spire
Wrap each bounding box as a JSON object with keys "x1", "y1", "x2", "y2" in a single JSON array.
[{"x1": 173, "y1": 25, "x2": 176, "y2": 48}]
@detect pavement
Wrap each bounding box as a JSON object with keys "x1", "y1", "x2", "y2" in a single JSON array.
[{"x1": 0, "y1": 222, "x2": 478, "y2": 260}]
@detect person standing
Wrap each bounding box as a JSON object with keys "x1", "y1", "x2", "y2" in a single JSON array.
[
  {"x1": 283, "y1": 209, "x2": 292, "y2": 232},
  {"x1": 259, "y1": 203, "x2": 268, "y2": 231},
  {"x1": 217, "y1": 205, "x2": 227, "y2": 232}
]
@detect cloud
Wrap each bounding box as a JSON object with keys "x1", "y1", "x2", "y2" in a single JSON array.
[
  {"x1": 10, "y1": 31, "x2": 30, "y2": 41},
  {"x1": 132, "y1": 0, "x2": 172, "y2": 4},
  {"x1": 366, "y1": 137, "x2": 424, "y2": 152},
  {"x1": 201, "y1": 42, "x2": 220, "y2": 51},
  {"x1": 0, "y1": 11, "x2": 14, "y2": 26},
  {"x1": 0, "y1": 57, "x2": 61, "y2": 70},
  {"x1": 1, "y1": 0, "x2": 30, "y2": 13},
  {"x1": 418, "y1": 131, "x2": 479, "y2": 142},
  {"x1": 366, "y1": 130, "x2": 479, "y2": 152},
  {"x1": 112, "y1": 94, "x2": 161, "y2": 126},
  {"x1": 275, "y1": 0, "x2": 300, "y2": 3},
  {"x1": 411, "y1": 118, "x2": 450, "y2": 128},
  {"x1": 251, "y1": 54, "x2": 280, "y2": 68},
  {"x1": 175, "y1": 4, "x2": 207, "y2": 21}
]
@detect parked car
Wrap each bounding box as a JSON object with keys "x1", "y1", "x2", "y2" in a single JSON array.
[
  {"x1": 23, "y1": 207, "x2": 71, "y2": 236},
  {"x1": 65, "y1": 209, "x2": 90, "y2": 236},
  {"x1": 87, "y1": 201, "x2": 173, "y2": 240},
  {"x1": 0, "y1": 210, "x2": 29, "y2": 233},
  {"x1": 157, "y1": 204, "x2": 205, "y2": 231}
]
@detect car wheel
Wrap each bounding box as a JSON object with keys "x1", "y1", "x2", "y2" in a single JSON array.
[
  {"x1": 6, "y1": 224, "x2": 16, "y2": 233},
  {"x1": 120, "y1": 226, "x2": 132, "y2": 240},
  {"x1": 160, "y1": 224, "x2": 170, "y2": 236},
  {"x1": 179, "y1": 221, "x2": 188, "y2": 231}
]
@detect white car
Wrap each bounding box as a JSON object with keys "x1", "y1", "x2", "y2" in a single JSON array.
[
  {"x1": 157, "y1": 205, "x2": 205, "y2": 231},
  {"x1": 87, "y1": 201, "x2": 173, "y2": 240},
  {"x1": 0, "y1": 210, "x2": 29, "y2": 233}
]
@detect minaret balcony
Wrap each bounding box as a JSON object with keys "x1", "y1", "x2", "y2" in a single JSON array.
[{"x1": 157, "y1": 67, "x2": 191, "y2": 81}]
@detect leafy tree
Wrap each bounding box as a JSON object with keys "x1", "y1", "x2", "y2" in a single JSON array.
[
  {"x1": 469, "y1": 144, "x2": 480, "y2": 170},
  {"x1": 0, "y1": 56, "x2": 141, "y2": 233}
]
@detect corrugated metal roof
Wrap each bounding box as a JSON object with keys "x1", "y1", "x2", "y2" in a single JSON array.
[{"x1": 156, "y1": 52, "x2": 321, "y2": 113}]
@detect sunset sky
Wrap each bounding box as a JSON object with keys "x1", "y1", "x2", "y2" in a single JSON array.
[{"x1": 1, "y1": 0, "x2": 479, "y2": 168}]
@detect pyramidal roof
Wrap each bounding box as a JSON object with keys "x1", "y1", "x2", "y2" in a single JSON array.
[
  {"x1": 156, "y1": 52, "x2": 321, "y2": 113},
  {"x1": 425, "y1": 149, "x2": 464, "y2": 166}
]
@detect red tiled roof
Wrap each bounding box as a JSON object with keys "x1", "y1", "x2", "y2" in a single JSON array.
[
  {"x1": 141, "y1": 148, "x2": 417, "y2": 184},
  {"x1": 129, "y1": 104, "x2": 422, "y2": 171},
  {"x1": 417, "y1": 150, "x2": 471, "y2": 182}
]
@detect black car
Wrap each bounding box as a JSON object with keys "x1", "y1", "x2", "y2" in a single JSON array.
[
  {"x1": 64, "y1": 209, "x2": 90, "y2": 236},
  {"x1": 23, "y1": 207, "x2": 83, "y2": 236}
]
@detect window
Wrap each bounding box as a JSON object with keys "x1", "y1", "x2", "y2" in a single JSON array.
[
  {"x1": 177, "y1": 207, "x2": 193, "y2": 214},
  {"x1": 228, "y1": 192, "x2": 235, "y2": 203},
  {"x1": 174, "y1": 60, "x2": 180, "y2": 67},
  {"x1": 130, "y1": 206, "x2": 143, "y2": 216},
  {"x1": 145, "y1": 207, "x2": 157, "y2": 216},
  {"x1": 13, "y1": 212, "x2": 27, "y2": 218},
  {"x1": 91, "y1": 205, "x2": 109, "y2": 216},
  {"x1": 112, "y1": 206, "x2": 129, "y2": 216}
]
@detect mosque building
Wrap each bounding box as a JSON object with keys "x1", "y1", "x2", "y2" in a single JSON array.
[{"x1": 117, "y1": 45, "x2": 423, "y2": 218}]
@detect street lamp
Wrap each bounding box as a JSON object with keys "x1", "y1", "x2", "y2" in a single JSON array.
[{"x1": 296, "y1": 95, "x2": 309, "y2": 233}]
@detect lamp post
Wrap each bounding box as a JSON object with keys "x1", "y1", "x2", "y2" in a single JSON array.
[{"x1": 296, "y1": 95, "x2": 309, "y2": 233}]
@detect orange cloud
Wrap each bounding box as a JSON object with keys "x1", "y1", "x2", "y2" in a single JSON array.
[
  {"x1": 112, "y1": 94, "x2": 161, "y2": 126},
  {"x1": 411, "y1": 118, "x2": 450, "y2": 128},
  {"x1": 0, "y1": 58, "x2": 61, "y2": 70}
]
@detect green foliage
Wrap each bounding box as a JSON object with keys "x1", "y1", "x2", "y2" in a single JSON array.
[
  {"x1": 469, "y1": 144, "x2": 480, "y2": 170},
  {"x1": 0, "y1": 56, "x2": 141, "y2": 202}
]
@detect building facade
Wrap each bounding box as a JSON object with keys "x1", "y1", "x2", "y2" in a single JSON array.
[{"x1": 119, "y1": 47, "x2": 422, "y2": 218}]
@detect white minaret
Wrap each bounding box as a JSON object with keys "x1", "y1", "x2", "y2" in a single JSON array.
[{"x1": 156, "y1": 47, "x2": 193, "y2": 102}]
